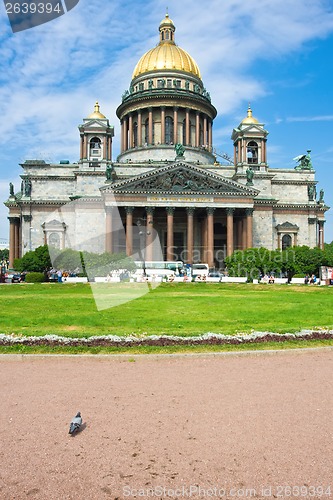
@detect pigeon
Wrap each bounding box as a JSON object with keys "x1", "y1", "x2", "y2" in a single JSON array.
[{"x1": 69, "y1": 412, "x2": 82, "y2": 435}]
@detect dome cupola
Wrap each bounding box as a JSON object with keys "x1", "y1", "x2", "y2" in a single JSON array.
[{"x1": 132, "y1": 13, "x2": 201, "y2": 80}]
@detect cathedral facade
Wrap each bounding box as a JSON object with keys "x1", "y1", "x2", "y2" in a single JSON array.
[{"x1": 5, "y1": 14, "x2": 328, "y2": 269}]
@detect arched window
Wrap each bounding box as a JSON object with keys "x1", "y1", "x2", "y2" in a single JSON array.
[
  {"x1": 247, "y1": 141, "x2": 258, "y2": 164},
  {"x1": 90, "y1": 137, "x2": 101, "y2": 156},
  {"x1": 165, "y1": 116, "x2": 173, "y2": 144},
  {"x1": 133, "y1": 122, "x2": 138, "y2": 147},
  {"x1": 282, "y1": 234, "x2": 292, "y2": 250}
]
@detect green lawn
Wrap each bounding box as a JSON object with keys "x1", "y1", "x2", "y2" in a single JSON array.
[{"x1": 1, "y1": 282, "x2": 332, "y2": 338}]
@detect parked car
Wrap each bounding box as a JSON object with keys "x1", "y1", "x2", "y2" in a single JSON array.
[
  {"x1": 207, "y1": 271, "x2": 223, "y2": 282},
  {"x1": 5, "y1": 273, "x2": 22, "y2": 283}
]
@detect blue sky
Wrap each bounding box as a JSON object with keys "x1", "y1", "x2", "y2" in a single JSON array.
[{"x1": 1, "y1": 0, "x2": 333, "y2": 243}]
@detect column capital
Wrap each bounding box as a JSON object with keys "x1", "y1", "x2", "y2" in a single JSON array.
[
  {"x1": 125, "y1": 206, "x2": 134, "y2": 214},
  {"x1": 318, "y1": 220, "x2": 326, "y2": 227},
  {"x1": 226, "y1": 207, "x2": 235, "y2": 216},
  {"x1": 105, "y1": 206, "x2": 114, "y2": 215},
  {"x1": 145, "y1": 206, "x2": 155, "y2": 215},
  {"x1": 245, "y1": 208, "x2": 254, "y2": 217},
  {"x1": 166, "y1": 206, "x2": 175, "y2": 215},
  {"x1": 186, "y1": 207, "x2": 195, "y2": 216},
  {"x1": 206, "y1": 207, "x2": 215, "y2": 216},
  {"x1": 8, "y1": 216, "x2": 20, "y2": 223},
  {"x1": 23, "y1": 214, "x2": 32, "y2": 222}
]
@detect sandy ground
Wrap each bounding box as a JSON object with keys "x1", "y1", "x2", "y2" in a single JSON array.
[{"x1": 0, "y1": 349, "x2": 333, "y2": 500}]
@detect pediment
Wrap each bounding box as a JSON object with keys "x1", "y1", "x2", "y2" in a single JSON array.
[
  {"x1": 244, "y1": 125, "x2": 264, "y2": 134},
  {"x1": 276, "y1": 221, "x2": 299, "y2": 231},
  {"x1": 103, "y1": 162, "x2": 258, "y2": 197},
  {"x1": 83, "y1": 119, "x2": 106, "y2": 128},
  {"x1": 42, "y1": 219, "x2": 66, "y2": 229}
]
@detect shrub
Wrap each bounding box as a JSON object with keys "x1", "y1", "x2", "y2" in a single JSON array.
[{"x1": 25, "y1": 272, "x2": 45, "y2": 283}]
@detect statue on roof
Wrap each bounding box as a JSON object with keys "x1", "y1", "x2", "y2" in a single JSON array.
[
  {"x1": 293, "y1": 150, "x2": 313, "y2": 170},
  {"x1": 24, "y1": 178, "x2": 32, "y2": 196},
  {"x1": 9, "y1": 182, "x2": 14, "y2": 196},
  {"x1": 308, "y1": 184, "x2": 316, "y2": 201},
  {"x1": 175, "y1": 143, "x2": 185, "y2": 157},
  {"x1": 246, "y1": 167, "x2": 254, "y2": 185},
  {"x1": 106, "y1": 164, "x2": 115, "y2": 182},
  {"x1": 319, "y1": 188, "x2": 324, "y2": 204}
]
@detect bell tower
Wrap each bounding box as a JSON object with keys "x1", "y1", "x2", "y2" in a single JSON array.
[
  {"x1": 231, "y1": 105, "x2": 269, "y2": 172},
  {"x1": 78, "y1": 102, "x2": 114, "y2": 169}
]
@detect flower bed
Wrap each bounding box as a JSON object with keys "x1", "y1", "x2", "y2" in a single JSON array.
[{"x1": 0, "y1": 330, "x2": 333, "y2": 347}]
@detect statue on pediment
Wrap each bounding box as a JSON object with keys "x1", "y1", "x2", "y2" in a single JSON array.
[
  {"x1": 246, "y1": 167, "x2": 254, "y2": 185},
  {"x1": 175, "y1": 143, "x2": 185, "y2": 157}
]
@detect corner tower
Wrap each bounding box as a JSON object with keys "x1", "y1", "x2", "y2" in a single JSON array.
[
  {"x1": 231, "y1": 105, "x2": 269, "y2": 173},
  {"x1": 116, "y1": 13, "x2": 217, "y2": 164},
  {"x1": 78, "y1": 102, "x2": 114, "y2": 170}
]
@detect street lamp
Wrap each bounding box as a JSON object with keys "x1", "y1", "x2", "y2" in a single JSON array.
[{"x1": 136, "y1": 218, "x2": 152, "y2": 278}]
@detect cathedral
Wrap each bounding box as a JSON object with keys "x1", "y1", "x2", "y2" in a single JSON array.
[{"x1": 5, "y1": 13, "x2": 328, "y2": 269}]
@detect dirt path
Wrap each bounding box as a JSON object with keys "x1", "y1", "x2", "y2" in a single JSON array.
[{"x1": 0, "y1": 349, "x2": 332, "y2": 499}]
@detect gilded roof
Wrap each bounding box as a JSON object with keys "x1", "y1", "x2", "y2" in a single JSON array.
[
  {"x1": 88, "y1": 101, "x2": 106, "y2": 119},
  {"x1": 241, "y1": 105, "x2": 259, "y2": 124},
  {"x1": 132, "y1": 14, "x2": 201, "y2": 80}
]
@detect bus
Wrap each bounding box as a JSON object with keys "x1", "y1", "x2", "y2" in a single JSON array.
[
  {"x1": 134, "y1": 261, "x2": 184, "y2": 277},
  {"x1": 191, "y1": 263, "x2": 209, "y2": 277}
]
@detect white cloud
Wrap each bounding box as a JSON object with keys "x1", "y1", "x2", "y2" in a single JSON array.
[{"x1": 287, "y1": 115, "x2": 333, "y2": 122}]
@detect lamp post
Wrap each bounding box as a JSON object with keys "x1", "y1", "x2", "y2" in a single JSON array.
[{"x1": 136, "y1": 218, "x2": 152, "y2": 278}]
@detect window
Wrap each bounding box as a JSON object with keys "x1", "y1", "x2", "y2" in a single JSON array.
[
  {"x1": 247, "y1": 141, "x2": 258, "y2": 164},
  {"x1": 165, "y1": 116, "x2": 174, "y2": 144},
  {"x1": 90, "y1": 137, "x2": 101, "y2": 149},
  {"x1": 282, "y1": 234, "x2": 292, "y2": 250},
  {"x1": 133, "y1": 122, "x2": 138, "y2": 147},
  {"x1": 49, "y1": 232, "x2": 60, "y2": 249}
]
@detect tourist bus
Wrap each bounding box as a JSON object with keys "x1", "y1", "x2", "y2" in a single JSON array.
[
  {"x1": 134, "y1": 261, "x2": 184, "y2": 277},
  {"x1": 191, "y1": 263, "x2": 210, "y2": 277}
]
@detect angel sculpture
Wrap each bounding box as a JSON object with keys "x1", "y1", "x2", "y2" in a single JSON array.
[{"x1": 293, "y1": 150, "x2": 313, "y2": 170}]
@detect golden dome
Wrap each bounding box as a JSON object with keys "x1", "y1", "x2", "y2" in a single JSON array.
[
  {"x1": 132, "y1": 14, "x2": 201, "y2": 80},
  {"x1": 241, "y1": 104, "x2": 259, "y2": 124},
  {"x1": 88, "y1": 101, "x2": 106, "y2": 119}
]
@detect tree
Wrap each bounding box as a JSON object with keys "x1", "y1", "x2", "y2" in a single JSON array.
[
  {"x1": 52, "y1": 249, "x2": 82, "y2": 273},
  {"x1": 224, "y1": 247, "x2": 283, "y2": 279},
  {"x1": 0, "y1": 249, "x2": 9, "y2": 261},
  {"x1": 14, "y1": 245, "x2": 51, "y2": 273}
]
